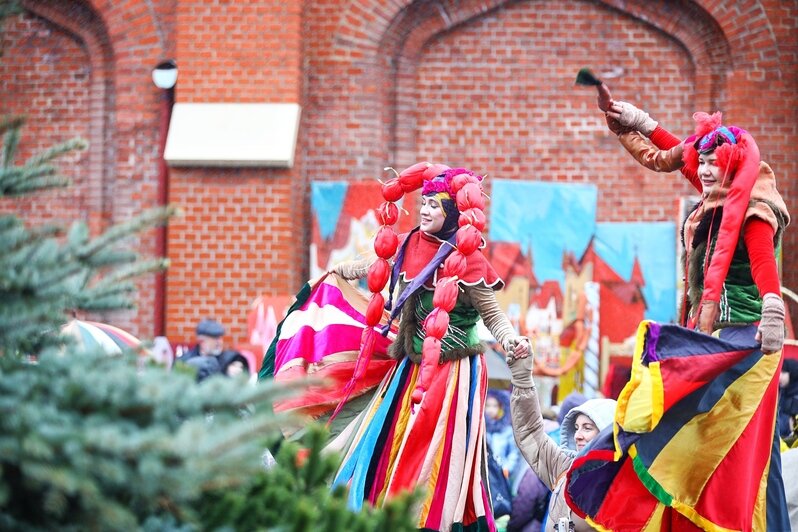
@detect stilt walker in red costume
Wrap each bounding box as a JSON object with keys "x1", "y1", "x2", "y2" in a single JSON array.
[
  {"x1": 562, "y1": 72, "x2": 790, "y2": 531},
  {"x1": 325, "y1": 165, "x2": 531, "y2": 532}
]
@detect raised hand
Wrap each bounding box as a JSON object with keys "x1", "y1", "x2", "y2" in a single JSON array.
[{"x1": 606, "y1": 101, "x2": 658, "y2": 136}]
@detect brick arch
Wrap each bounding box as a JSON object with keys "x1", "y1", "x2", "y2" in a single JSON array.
[
  {"x1": 381, "y1": 0, "x2": 732, "y2": 162},
  {"x1": 20, "y1": 0, "x2": 175, "y2": 337},
  {"x1": 21, "y1": 0, "x2": 115, "y2": 235},
  {"x1": 312, "y1": 0, "x2": 736, "y2": 174}
]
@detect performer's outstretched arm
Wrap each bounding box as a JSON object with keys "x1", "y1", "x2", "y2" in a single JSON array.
[{"x1": 608, "y1": 101, "x2": 702, "y2": 192}]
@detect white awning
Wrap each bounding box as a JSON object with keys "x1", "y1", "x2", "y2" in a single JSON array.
[{"x1": 164, "y1": 103, "x2": 301, "y2": 168}]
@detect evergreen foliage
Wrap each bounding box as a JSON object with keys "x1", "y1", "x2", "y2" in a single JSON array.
[
  {"x1": 0, "y1": 107, "x2": 420, "y2": 528},
  {"x1": 200, "y1": 425, "x2": 420, "y2": 532},
  {"x1": 0, "y1": 116, "x2": 172, "y2": 356},
  {"x1": 0, "y1": 349, "x2": 294, "y2": 530}
]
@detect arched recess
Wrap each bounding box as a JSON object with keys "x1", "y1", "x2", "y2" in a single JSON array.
[
  {"x1": 21, "y1": 0, "x2": 115, "y2": 234},
  {"x1": 377, "y1": 0, "x2": 733, "y2": 163}
]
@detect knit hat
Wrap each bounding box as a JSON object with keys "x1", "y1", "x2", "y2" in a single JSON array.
[{"x1": 560, "y1": 398, "x2": 616, "y2": 452}]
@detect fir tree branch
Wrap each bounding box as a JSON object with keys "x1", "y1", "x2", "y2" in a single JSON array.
[
  {"x1": 2, "y1": 122, "x2": 20, "y2": 168},
  {"x1": 23, "y1": 138, "x2": 87, "y2": 168},
  {"x1": 74, "y1": 206, "x2": 175, "y2": 260},
  {"x1": 0, "y1": 115, "x2": 25, "y2": 141}
]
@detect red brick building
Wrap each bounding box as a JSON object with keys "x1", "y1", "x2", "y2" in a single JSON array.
[{"x1": 2, "y1": 0, "x2": 796, "y2": 346}]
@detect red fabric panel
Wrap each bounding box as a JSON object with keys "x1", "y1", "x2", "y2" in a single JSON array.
[
  {"x1": 387, "y1": 360, "x2": 451, "y2": 496},
  {"x1": 592, "y1": 458, "x2": 661, "y2": 531},
  {"x1": 692, "y1": 363, "x2": 781, "y2": 528},
  {"x1": 658, "y1": 349, "x2": 752, "y2": 411}
]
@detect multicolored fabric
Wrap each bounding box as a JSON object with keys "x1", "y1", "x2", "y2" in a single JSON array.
[
  {"x1": 259, "y1": 273, "x2": 395, "y2": 421},
  {"x1": 564, "y1": 321, "x2": 789, "y2": 531},
  {"x1": 330, "y1": 350, "x2": 495, "y2": 532},
  {"x1": 421, "y1": 167, "x2": 478, "y2": 197},
  {"x1": 697, "y1": 125, "x2": 741, "y2": 153}
]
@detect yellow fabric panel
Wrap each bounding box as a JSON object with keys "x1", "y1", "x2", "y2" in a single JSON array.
[
  {"x1": 751, "y1": 456, "x2": 769, "y2": 532},
  {"x1": 619, "y1": 362, "x2": 656, "y2": 433},
  {"x1": 379, "y1": 364, "x2": 420, "y2": 503},
  {"x1": 641, "y1": 503, "x2": 667, "y2": 532},
  {"x1": 670, "y1": 499, "x2": 739, "y2": 532},
  {"x1": 646, "y1": 353, "x2": 779, "y2": 506}
]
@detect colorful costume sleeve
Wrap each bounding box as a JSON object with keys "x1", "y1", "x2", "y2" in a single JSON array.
[
  {"x1": 649, "y1": 124, "x2": 682, "y2": 149},
  {"x1": 617, "y1": 128, "x2": 704, "y2": 193}
]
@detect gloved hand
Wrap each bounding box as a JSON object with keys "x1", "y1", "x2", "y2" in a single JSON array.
[
  {"x1": 756, "y1": 293, "x2": 785, "y2": 355},
  {"x1": 328, "y1": 259, "x2": 369, "y2": 280},
  {"x1": 505, "y1": 337, "x2": 534, "y2": 389},
  {"x1": 697, "y1": 300, "x2": 719, "y2": 334},
  {"x1": 508, "y1": 351, "x2": 534, "y2": 389},
  {"x1": 606, "y1": 101, "x2": 658, "y2": 136}
]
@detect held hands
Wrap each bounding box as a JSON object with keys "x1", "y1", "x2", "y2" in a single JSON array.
[
  {"x1": 503, "y1": 336, "x2": 531, "y2": 358},
  {"x1": 504, "y1": 336, "x2": 534, "y2": 388},
  {"x1": 756, "y1": 293, "x2": 785, "y2": 355},
  {"x1": 606, "y1": 101, "x2": 658, "y2": 136}
]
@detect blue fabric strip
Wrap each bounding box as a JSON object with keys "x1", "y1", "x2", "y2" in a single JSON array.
[{"x1": 333, "y1": 358, "x2": 409, "y2": 510}]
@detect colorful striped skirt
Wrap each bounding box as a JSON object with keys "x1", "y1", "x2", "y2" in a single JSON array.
[
  {"x1": 330, "y1": 354, "x2": 496, "y2": 532},
  {"x1": 565, "y1": 322, "x2": 789, "y2": 531}
]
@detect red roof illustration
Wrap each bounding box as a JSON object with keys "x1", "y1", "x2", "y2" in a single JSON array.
[{"x1": 485, "y1": 241, "x2": 539, "y2": 289}]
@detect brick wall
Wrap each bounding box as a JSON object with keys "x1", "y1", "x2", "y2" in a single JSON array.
[
  {"x1": 1, "y1": 0, "x2": 173, "y2": 339},
  {"x1": 410, "y1": 1, "x2": 698, "y2": 222},
  {"x1": 2, "y1": 0, "x2": 797, "y2": 344},
  {"x1": 302, "y1": 0, "x2": 798, "y2": 332},
  {"x1": 165, "y1": 0, "x2": 304, "y2": 345},
  {"x1": 0, "y1": 11, "x2": 92, "y2": 226}
]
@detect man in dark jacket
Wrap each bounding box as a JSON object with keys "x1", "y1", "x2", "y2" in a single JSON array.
[{"x1": 178, "y1": 318, "x2": 249, "y2": 382}]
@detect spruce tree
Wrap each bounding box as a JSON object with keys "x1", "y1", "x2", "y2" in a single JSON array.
[{"x1": 0, "y1": 90, "x2": 418, "y2": 529}]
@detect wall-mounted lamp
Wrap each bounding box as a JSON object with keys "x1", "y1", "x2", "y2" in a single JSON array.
[{"x1": 152, "y1": 59, "x2": 178, "y2": 90}]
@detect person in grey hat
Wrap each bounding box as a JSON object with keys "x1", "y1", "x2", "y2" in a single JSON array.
[{"x1": 177, "y1": 318, "x2": 249, "y2": 381}]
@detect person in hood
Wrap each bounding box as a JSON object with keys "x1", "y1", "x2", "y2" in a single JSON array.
[
  {"x1": 507, "y1": 353, "x2": 615, "y2": 531},
  {"x1": 486, "y1": 389, "x2": 523, "y2": 483}
]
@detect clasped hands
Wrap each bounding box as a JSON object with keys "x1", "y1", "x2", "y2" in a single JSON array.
[{"x1": 504, "y1": 336, "x2": 535, "y2": 388}]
